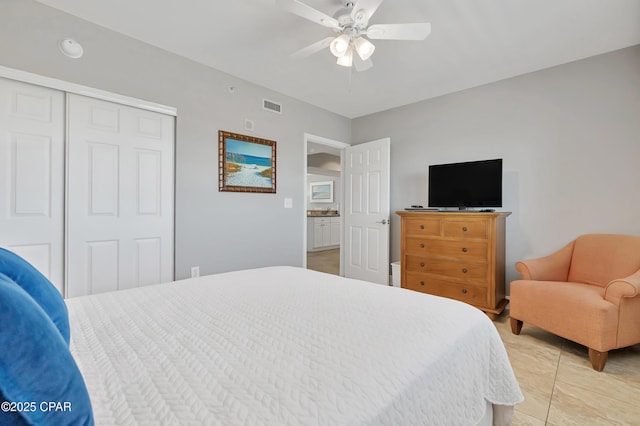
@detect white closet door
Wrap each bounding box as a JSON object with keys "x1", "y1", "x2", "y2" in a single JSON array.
[
  {"x1": 66, "y1": 94, "x2": 174, "y2": 297},
  {"x1": 0, "y1": 78, "x2": 65, "y2": 293}
]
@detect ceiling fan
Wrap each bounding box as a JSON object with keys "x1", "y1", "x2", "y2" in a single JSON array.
[{"x1": 277, "y1": 0, "x2": 431, "y2": 71}]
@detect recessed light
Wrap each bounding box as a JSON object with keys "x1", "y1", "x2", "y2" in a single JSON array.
[{"x1": 58, "y1": 39, "x2": 83, "y2": 59}]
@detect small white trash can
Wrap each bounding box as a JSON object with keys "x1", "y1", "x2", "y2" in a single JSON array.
[{"x1": 391, "y1": 261, "x2": 401, "y2": 287}]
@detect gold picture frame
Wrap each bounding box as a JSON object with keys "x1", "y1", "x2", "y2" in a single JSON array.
[{"x1": 218, "y1": 130, "x2": 276, "y2": 193}]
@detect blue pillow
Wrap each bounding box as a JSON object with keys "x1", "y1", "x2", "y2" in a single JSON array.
[
  {"x1": 0, "y1": 247, "x2": 70, "y2": 344},
  {"x1": 0, "y1": 273, "x2": 94, "y2": 425}
]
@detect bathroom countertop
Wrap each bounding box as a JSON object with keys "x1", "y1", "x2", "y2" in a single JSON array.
[{"x1": 307, "y1": 210, "x2": 340, "y2": 217}]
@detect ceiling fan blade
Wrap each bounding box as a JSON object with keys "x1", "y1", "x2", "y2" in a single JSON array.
[
  {"x1": 276, "y1": 0, "x2": 340, "y2": 29},
  {"x1": 351, "y1": 0, "x2": 385, "y2": 26},
  {"x1": 291, "y1": 37, "x2": 335, "y2": 59},
  {"x1": 366, "y1": 23, "x2": 432, "y2": 40},
  {"x1": 353, "y1": 56, "x2": 373, "y2": 72}
]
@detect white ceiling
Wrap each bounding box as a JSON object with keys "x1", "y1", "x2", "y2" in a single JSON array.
[{"x1": 36, "y1": 0, "x2": 640, "y2": 118}]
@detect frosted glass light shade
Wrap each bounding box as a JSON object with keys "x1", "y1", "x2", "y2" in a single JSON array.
[
  {"x1": 352, "y1": 37, "x2": 375, "y2": 61},
  {"x1": 336, "y1": 48, "x2": 353, "y2": 67},
  {"x1": 329, "y1": 34, "x2": 351, "y2": 57}
]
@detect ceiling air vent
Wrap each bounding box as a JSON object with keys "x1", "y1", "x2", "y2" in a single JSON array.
[{"x1": 263, "y1": 99, "x2": 282, "y2": 114}]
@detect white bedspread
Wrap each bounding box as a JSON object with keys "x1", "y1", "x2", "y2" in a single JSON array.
[{"x1": 67, "y1": 266, "x2": 523, "y2": 425}]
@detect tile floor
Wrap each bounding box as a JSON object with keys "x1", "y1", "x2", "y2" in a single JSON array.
[{"x1": 493, "y1": 312, "x2": 640, "y2": 425}]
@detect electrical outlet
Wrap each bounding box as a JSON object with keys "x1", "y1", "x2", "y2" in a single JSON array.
[{"x1": 191, "y1": 266, "x2": 200, "y2": 278}]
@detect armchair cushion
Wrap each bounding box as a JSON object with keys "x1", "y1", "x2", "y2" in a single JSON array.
[
  {"x1": 509, "y1": 280, "x2": 618, "y2": 351},
  {"x1": 568, "y1": 234, "x2": 640, "y2": 287}
]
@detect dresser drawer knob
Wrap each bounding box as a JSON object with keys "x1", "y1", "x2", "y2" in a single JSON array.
[
  {"x1": 462, "y1": 268, "x2": 468, "y2": 273},
  {"x1": 419, "y1": 243, "x2": 425, "y2": 248},
  {"x1": 420, "y1": 224, "x2": 425, "y2": 229},
  {"x1": 420, "y1": 262, "x2": 425, "y2": 267},
  {"x1": 462, "y1": 288, "x2": 468, "y2": 294},
  {"x1": 462, "y1": 247, "x2": 468, "y2": 253},
  {"x1": 420, "y1": 281, "x2": 425, "y2": 286},
  {"x1": 462, "y1": 227, "x2": 468, "y2": 232}
]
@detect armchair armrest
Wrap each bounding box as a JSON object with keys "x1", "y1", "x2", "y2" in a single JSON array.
[
  {"x1": 515, "y1": 241, "x2": 575, "y2": 281},
  {"x1": 604, "y1": 269, "x2": 640, "y2": 305}
]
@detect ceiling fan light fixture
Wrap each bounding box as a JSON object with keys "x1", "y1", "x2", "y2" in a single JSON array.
[
  {"x1": 352, "y1": 37, "x2": 375, "y2": 60},
  {"x1": 329, "y1": 34, "x2": 351, "y2": 57},
  {"x1": 336, "y1": 47, "x2": 353, "y2": 67},
  {"x1": 280, "y1": 0, "x2": 431, "y2": 72}
]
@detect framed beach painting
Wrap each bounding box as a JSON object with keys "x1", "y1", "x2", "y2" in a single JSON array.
[
  {"x1": 218, "y1": 130, "x2": 276, "y2": 193},
  {"x1": 309, "y1": 181, "x2": 333, "y2": 203}
]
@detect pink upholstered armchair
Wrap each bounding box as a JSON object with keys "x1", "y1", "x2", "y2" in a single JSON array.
[{"x1": 509, "y1": 234, "x2": 640, "y2": 371}]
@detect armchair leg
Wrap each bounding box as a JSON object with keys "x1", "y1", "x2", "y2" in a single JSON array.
[
  {"x1": 510, "y1": 318, "x2": 523, "y2": 335},
  {"x1": 588, "y1": 348, "x2": 608, "y2": 372}
]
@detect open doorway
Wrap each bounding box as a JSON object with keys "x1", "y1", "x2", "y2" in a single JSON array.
[{"x1": 303, "y1": 134, "x2": 349, "y2": 276}]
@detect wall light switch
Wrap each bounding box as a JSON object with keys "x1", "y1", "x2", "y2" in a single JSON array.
[{"x1": 284, "y1": 198, "x2": 293, "y2": 208}]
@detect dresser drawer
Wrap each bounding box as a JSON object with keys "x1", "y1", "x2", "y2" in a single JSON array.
[
  {"x1": 404, "y1": 218, "x2": 441, "y2": 236},
  {"x1": 404, "y1": 272, "x2": 488, "y2": 306},
  {"x1": 443, "y1": 219, "x2": 488, "y2": 239},
  {"x1": 405, "y1": 238, "x2": 488, "y2": 262},
  {"x1": 405, "y1": 255, "x2": 488, "y2": 283}
]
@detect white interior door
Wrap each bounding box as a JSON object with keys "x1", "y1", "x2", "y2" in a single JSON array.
[
  {"x1": 344, "y1": 138, "x2": 390, "y2": 284},
  {"x1": 66, "y1": 94, "x2": 174, "y2": 297},
  {"x1": 0, "y1": 78, "x2": 65, "y2": 292}
]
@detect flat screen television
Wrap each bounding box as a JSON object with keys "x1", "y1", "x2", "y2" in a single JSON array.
[{"x1": 428, "y1": 159, "x2": 502, "y2": 209}]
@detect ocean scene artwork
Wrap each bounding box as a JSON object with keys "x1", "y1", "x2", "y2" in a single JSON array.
[
  {"x1": 310, "y1": 181, "x2": 333, "y2": 203},
  {"x1": 311, "y1": 185, "x2": 331, "y2": 199},
  {"x1": 219, "y1": 131, "x2": 276, "y2": 193}
]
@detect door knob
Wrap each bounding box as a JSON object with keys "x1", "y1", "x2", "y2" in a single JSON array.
[{"x1": 376, "y1": 219, "x2": 389, "y2": 225}]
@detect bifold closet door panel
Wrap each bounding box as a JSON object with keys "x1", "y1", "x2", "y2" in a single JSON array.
[
  {"x1": 66, "y1": 94, "x2": 174, "y2": 297},
  {"x1": 0, "y1": 78, "x2": 65, "y2": 293}
]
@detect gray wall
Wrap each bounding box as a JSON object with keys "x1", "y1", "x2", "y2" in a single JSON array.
[
  {"x1": 352, "y1": 45, "x2": 640, "y2": 291},
  {"x1": 3, "y1": 1, "x2": 638, "y2": 289},
  {"x1": 0, "y1": 0, "x2": 351, "y2": 279}
]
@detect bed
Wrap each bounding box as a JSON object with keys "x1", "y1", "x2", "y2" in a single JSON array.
[{"x1": 0, "y1": 254, "x2": 523, "y2": 425}]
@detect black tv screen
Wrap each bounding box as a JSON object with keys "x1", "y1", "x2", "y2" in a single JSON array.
[{"x1": 428, "y1": 159, "x2": 502, "y2": 209}]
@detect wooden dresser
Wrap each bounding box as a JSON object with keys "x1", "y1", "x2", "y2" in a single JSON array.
[{"x1": 396, "y1": 211, "x2": 511, "y2": 319}]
